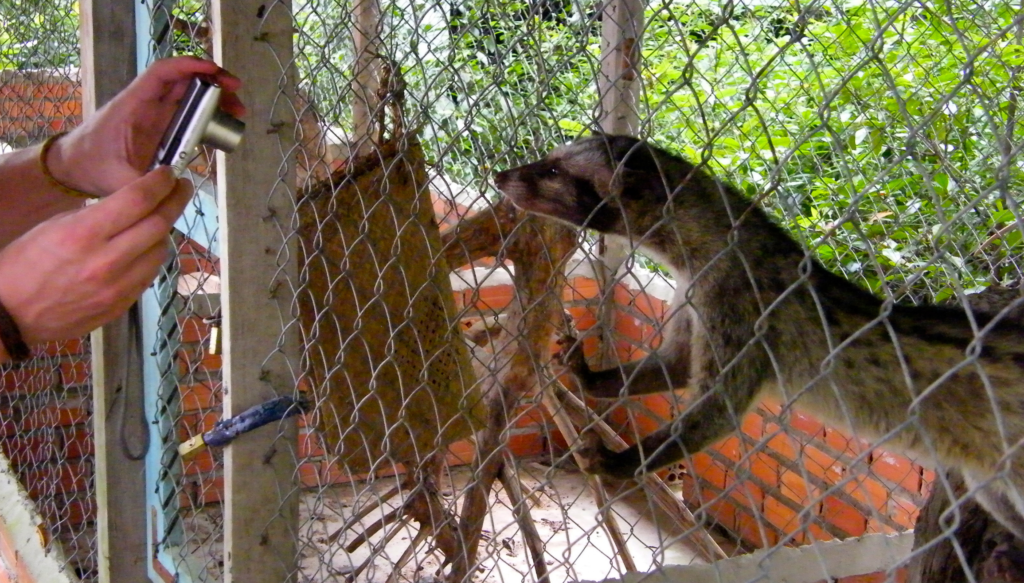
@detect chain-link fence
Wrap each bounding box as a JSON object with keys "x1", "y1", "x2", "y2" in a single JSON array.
[
  {"x1": 0, "y1": 3, "x2": 96, "y2": 580},
  {"x1": 3, "y1": 0, "x2": 1024, "y2": 581}
]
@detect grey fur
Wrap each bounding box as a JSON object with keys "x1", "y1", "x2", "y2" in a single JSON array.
[{"x1": 494, "y1": 134, "x2": 1024, "y2": 538}]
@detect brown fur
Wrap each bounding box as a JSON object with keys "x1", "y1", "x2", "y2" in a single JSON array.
[{"x1": 494, "y1": 134, "x2": 1024, "y2": 538}]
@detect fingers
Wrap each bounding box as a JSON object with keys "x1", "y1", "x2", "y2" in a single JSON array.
[
  {"x1": 105, "y1": 178, "x2": 192, "y2": 261},
  {"x1": 140, "y1": 56, "x2": 246, "y2": 117},
  {"x1": 82, "y1": 167, "x2": 185, "y2": 240}
]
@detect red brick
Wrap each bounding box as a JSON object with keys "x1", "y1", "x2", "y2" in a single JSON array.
[
  {"x1": 689, "y1": 453, "x2": 729, "y2": 489},
  {"x1": 22, "y1": 461, "x2": 92, "y2": 498},
  {"x1": 0, "y1": 411, "x2": 15, "y2": 438},
  {"x1": 1, "y1": 434, "x2": 56, "y2": 467},
  {"x1": 714, "y1": 436, "x2": 744, "y2": 462},
  {"x1": 612, "y1": 284, "x2": 635, "y2": 308},
  {"x1": 802, "y1": 444, "x2": 844, "y2": 484},
  {"x1": 512, "y1": 404, "x2": 548, "y2": 430},
  {"x1": 730, "y1": 479, "x2": 765, "y2": 508},
  {"x1": 178, "y1": 348, "x2": 223, "y2": 376},
  {"x1": 747, "y1": 453, "x2": 780, "y2": 489},
  {"x1": 298, "y1": 431, "x2": 326, "y2": 458},
  {"x1": 779, "y1": 468, "x2": 818, "y2": 505},
  {"x1": 179, "y1": 383, "x2": 219, "y2": 412},
  {"x1": 888, "y1": 494, "x2": 921, "y2": 530},
  {"x1": 630, "y1": 407, "x2": 667, "y2": 435},
  {"x1": 298, "y1": 461, "x2": 320, "y2": 488},
  {"x1": 473, "y1": 284, "x2": 514, "y2": 311},
  {"x1": 761, "y1": 423, "x2": 799, "y2": 460},
  {"x1": 842, "y1": 475, "x2": 890, "y2": 514},
  {"x1": 824, "y1": 428, "x2": 872, "y2": 461},
  {"x1": 563, "y1": 277, "x2": 601, "y2": 302},
  {"x1": 734, "y1": 510, "x2": 776, "y2": 548},
  {"x1": 788, "y1": 409, "x2": 826, "y2": 439},
  {"x1": 0, "y1": 366, "x2": 56, "y2": 394},
  {"x1": 180, "y1": 475, "x2": 224, "y2": 507},
  {"x1": 742, "y1": 412, "x2": 765, "y2": 441},
  {"x1": 182, "y1": 450, "x2": 217, "y2": 476},
  {"x1": 820, "y1": 495, "x2": 867, "y2": 537},
  {"x1": 564, "y1": 306, "x2": 598, "y2": 332},
  {"x1": 763, "y1": 494, "x2": 803, "y2": 533},
  {"x1": 178, "y1": 238, "x2": 209, "y2": 255},
  {"x1": 614, "y1": 314, "x2": 645, "y2": 344},
  {"x1": 178, "y1": 316, "x2": 210, "y2": 344},
  {"x1": 696, "y1": 486, "x2": 739, "y2": 532},
  {"x1": 36, "y1": 338, "x2": 86, "y2": 358},
  {"x1": 178, "y1": 412, "x2": 221, "y2": 440},
  {"x1": 806, "y1": 521, "x2": 835, "y2": 542},
  {"x1": 39, "y1": 493, "x2": 96, "y2": 528},
  {"x1": 870, "y1": 450, "x2": 921, "y2": 495},
  {"x1": 59, "y1": 360, "x2": 90, "y2": 386},
  {"x1": 446, "y1": 439, "x2": 476, "y2": 465},
  {"x1": 631, "y1": 292, "x2": 666, "y2": 322},
  {"x1": 507, "y1": 431, "x2": 546, "y2": 458},
  {"x1": 20, "y1": 405, "x2": 88, "y2": 431},
  {"x1": 60, "y1": 428, "x2": 93, "y2": 460}
]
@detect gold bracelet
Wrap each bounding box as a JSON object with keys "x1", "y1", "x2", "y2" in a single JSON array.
[{"x1": 39, "y1": 132, "x2": 99, "y2": 199}]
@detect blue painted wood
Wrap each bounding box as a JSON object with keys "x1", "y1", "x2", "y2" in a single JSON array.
[
  {"x1": 174, "y1": 177, "x2": 220, "y2": 256},
  {"x1": 136, "y1": 2, "x2": 212, "y2": 581}
]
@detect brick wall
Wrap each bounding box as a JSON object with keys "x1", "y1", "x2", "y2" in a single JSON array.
[
  {"x1": 607, "y1": 283, "x2": 925, "y2": 551},
  {"x1": 0, "y1": 339, "x2": 95, "y2": 580},
  {"x1": 0, "y1": 69, "x2": 81, "y2": 145}
]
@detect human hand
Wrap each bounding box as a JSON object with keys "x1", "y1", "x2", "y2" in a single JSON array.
[
  {"x1": 0, "y1": 167, "x2": 191, "y2": 346},
  {"x1": 45, "y1": 56, "x2": 244, "y2": 196}
]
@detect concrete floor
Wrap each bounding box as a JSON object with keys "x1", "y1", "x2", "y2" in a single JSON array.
[{"x1": 182, "y1": 460, "x2": 712, "y2": 582}]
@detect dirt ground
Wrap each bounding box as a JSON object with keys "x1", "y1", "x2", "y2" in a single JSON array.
[{"x1": 183, "y1": 460, "x2": 716, "y2": 582}]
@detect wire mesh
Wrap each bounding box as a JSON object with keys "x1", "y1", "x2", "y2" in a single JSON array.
[
  {"x1": 0, "y1": 3, "x2": 96, "y2": 580},
  {"x1": 1, "y1": 0, "x2": 1022, "y2": 581},
  {"x1": 160, "y1": 0, "x2": 1024, "y2": 581}
]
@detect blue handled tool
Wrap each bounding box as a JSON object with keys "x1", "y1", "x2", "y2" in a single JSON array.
[{"x1": 178, "y1": 395, "x2": 306, "y2": 458}]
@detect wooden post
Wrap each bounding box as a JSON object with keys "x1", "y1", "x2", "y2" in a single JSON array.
[
  {"x1": 80, "y1": 2, "x2": 149, "y2": 582},
  {"x1": 595, "y1": 0, "x2": 643, "y2": 365},
  {"x1": 209, "y1": 2, "x2": 299, "y2": 582},
  {"x1": 352, "y1": 0, "x2": 384, "y2": 155},
  {"x1": 598, "y1": 0, "x2": 643, "y2": 136}
]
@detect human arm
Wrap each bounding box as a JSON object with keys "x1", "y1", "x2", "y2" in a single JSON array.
[
  {"x1": 0, "y1": 167, "x2": 192, "y2": 362},
  {"x1": 0, "y1": 56, "x2": 243, "y2": 248}
]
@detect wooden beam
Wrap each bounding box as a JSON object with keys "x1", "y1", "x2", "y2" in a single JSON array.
[
  {"x1": 580, "y1": 532, "x2": 915, "y2": 583},
  {"x1": 595, "y1": 0, "x2": 643, "y2": 365},
  {"x1": 352, "y1": 0, "x2": 383, "y2": 154},
  {"x1": 79, "y1": 2, "x2": 149, "y2": 582},
  {"x1": 597, "y1": 0, "x2": 643, "y2": 135},
  {"x1": 209, "y1": 2, "x2": 299, "y2": 582}
]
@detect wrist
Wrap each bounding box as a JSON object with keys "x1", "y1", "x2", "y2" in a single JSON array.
[{"x1": 40, "y1": 133, "x2": 100, "y2": 199}]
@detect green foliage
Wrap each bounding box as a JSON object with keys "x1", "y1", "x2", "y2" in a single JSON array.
[
  {"x1": 0, "y1": 1, "x2": 79, "y2": 70},
  {"x1": 323, "y1": 0, "x2": 1022, "y2": 301}
]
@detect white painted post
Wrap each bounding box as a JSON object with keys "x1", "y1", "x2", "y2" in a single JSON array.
[{"x1": 209, "y1": 1, "x2": 299, "y2": 581}]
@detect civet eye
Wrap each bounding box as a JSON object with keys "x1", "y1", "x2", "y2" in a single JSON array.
[{"x1": 547, "y1": 166, "x2": 560, "y2": 176}]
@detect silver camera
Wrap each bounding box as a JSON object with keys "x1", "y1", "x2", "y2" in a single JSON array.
[{"x1": 152, "y1": 76, "x2": 246, "y2": 177}]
